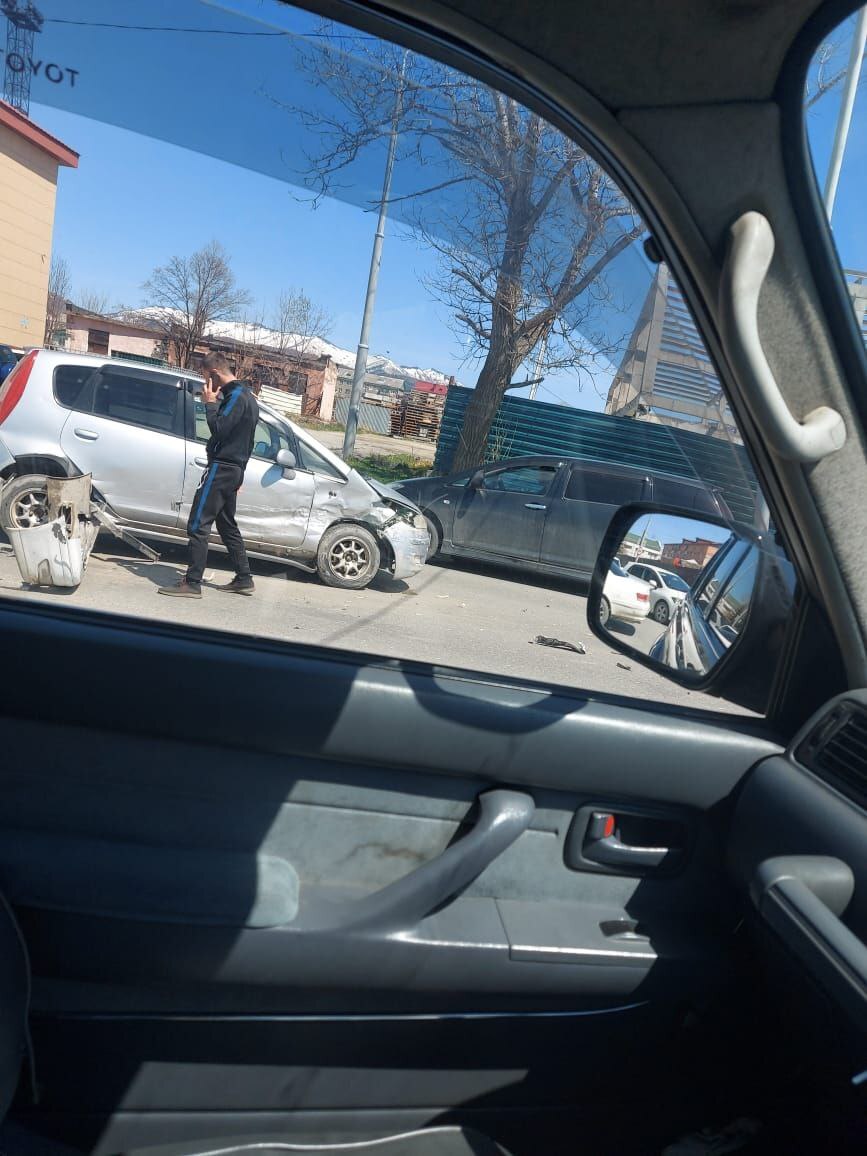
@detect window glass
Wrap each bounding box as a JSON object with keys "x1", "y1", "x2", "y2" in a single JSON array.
[
  {"x1": 252, "y1": 419, "x2": 292, "y2": 462},
  {"x1": 296, "y1": 440, "x2": 346, "y2": 480},
  {"x1": 566, "y1": 469, "x2": 645, "y2": 505},
  {"x1": 194, "y1": 399, "x2": 293, "y2": 464},
  {"x1": 92, "y1": 370, "x2": 182, "y2": 435},
  {"x1": 484, "y1": 465, "x2": 557, "y2": 494},
  {"x1": 696, "y1": 540, "x2": 750, "y2": 618},
  {"x1": 0, "y1": 0, "x2": 796, "y2": 716},
  {"x1": 54, "y1": 365, "x2": 97, "y2": 411},
  {"x1": 707, "y1": 548, "x2": 759, "y2": 647},
  {"x1": 661, "y1": 571, "x2": 690, "y2": 593}
]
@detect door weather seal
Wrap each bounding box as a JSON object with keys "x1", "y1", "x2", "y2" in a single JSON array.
[{"x1": 720, "y1": 211, "x2": 846, "y2": 463}]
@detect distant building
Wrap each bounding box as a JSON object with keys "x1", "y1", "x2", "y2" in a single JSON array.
[
  {"x1": 605, "y1": 264, "x2": 741, "y2": 443},
  {"x1": 661, "y1": 537, "x2": 720, "y2": 569},
  {"x1": 846, "y1": 271, "x2": 867, "y2": 346},
  {"x1": 0, "y1": 100, "x2": 77, "y2": 347},
  {"x1": 619, "y1": 532, "x2": 663, "y2": 561},
  {"x1": 606, "y1": 265, "x2": 867, "y2": 443},
  {"x1": 62, "y1": 303, "x2": 165, "y2": 361},
  {"x1": 187, "y1": 336, "x2": 340, "y2": 424}
]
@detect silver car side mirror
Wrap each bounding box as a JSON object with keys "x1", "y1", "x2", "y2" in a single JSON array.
[{"x1": 276, "y1": 449, "x2": 297, "y2": 472}]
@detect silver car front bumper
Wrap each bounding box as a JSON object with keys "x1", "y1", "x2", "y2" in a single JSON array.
[{"x1": 384, "y1": 520, "x2": 429, "y2": 580}]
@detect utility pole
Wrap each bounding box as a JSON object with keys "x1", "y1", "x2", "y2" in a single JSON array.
[
  {"x1": 342, "y1": 51, "x2": 407, "y2": 459},
  {"x1": 824, "y1": 6, "x2": 867, "y2": 219},
  {"x1": 527, "y1": 334, "x2": 548, "y2": 401}
]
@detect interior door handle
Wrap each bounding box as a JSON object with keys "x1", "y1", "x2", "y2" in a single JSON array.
[
  {"x1": 73, "y1": 428, "x2": 98, "y2": 441},
  {"x1": 524, "y1": 502, "x2": 547, "y2": 510},
  {"x1": 584, "y1": 832, "x2": 670, "y2": 870},
  {"x1": 318, "y1": 789, "x2": 535, "y2": 933}
]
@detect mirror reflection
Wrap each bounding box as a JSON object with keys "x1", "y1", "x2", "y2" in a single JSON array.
[{"x1": 597, "y1": 514, "x2": 755, "y2": 676}]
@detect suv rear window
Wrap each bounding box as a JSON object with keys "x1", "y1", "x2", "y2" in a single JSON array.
[
  {"x1": 566, "y1": 468, "x2": 645, "y2": 504},
  {"x1": 54, "y1": 365, "x2": 98, "y2": 411}
]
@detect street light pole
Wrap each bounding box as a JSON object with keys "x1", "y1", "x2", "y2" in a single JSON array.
[
  {"x1": 342, "y1": 51, "x2": 408, "y2": 459},
  {"x1": 824, "y1": 6, "x2": 867, "y2": 219}
]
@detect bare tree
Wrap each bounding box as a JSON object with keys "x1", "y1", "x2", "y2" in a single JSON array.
[
  {"x1": 231, "y1": 309, "x2": 268, "y2": 385},
  {"x1": 271, "y1": 288, "x2": 333, "y2": 375},
  {"x1": 77, "y1": 288, "x2": 112, "y2": 315},
  {"x1": 44, "y1": 253, "x2": 71, "y2": 346},
  {"x1": 142, "y1": 241, "x2": 251, "y2": 369},
  {"x1": 805, "y1": 39, "x2": 864, "y2": 108},
  {"x1": 289, "y1": 32, "x2": 643, "y2": 468}
]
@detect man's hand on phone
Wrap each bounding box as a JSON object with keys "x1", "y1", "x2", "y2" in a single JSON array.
[{"x1": 202, "y1": 377, "x2": 220, "y2": 405}]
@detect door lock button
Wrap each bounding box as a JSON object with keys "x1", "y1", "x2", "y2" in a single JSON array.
[{"x1": 588, "y1": 811, "x2": 616, "y2": 840}]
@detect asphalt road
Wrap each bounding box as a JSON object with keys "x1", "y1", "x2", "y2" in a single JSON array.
[{"x1": 0, "y1": 534, "x2": 743, "y2": 714}]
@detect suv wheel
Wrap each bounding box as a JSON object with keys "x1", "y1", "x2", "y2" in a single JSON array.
[
  {"x1": 424, "y1": 515, "x2": 440, "y2": 561},
  {"x1": 1, "y1": 474, "x2": 51, "y2": 530},
  {"x1": 316, "y1": 524, "x2": 381, "y2": 589}
]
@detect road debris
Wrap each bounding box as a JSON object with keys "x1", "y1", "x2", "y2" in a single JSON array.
[
  {"x1": 616, "y1": 661, "x2": 632, "y2": 671},
  {"x1": 532, "y1": 635, "x2": 586, "y2": 654}
]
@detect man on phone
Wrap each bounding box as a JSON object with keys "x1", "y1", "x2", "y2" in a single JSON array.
[{"x1": 158, "y1": 351, "x2": 259, "y2": 599}]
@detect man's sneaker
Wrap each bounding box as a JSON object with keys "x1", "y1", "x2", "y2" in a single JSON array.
[
  {"x1": 217, "y1": 577, "x2": 255, "y2": 596},
  {"x1": 157, "y1": 581, "x2": 202, "y2": 598}
]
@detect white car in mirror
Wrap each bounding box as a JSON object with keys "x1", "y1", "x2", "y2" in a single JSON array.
[{"x1": 599, "y1": 560, "x2": 652, "y2": 627}]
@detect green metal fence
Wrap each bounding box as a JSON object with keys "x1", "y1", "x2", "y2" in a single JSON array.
[{"x1": 434, "y1": 387, "x2": 759, "y2": 524}]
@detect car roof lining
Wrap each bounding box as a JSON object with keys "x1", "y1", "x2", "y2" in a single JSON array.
[{"x1": 297, "y1": 0, "x2": 825, "y2": 112}]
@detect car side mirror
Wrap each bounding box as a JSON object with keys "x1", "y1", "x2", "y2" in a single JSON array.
[
  {"x1": 588, "y1": 503, "x2": 796, "y2": 714},
  {"x1": 469, "y1": 469, "x2": 485, "y2": 490},
  {"x1": 276, "y1": 449, "x2": 297, "y2": 474}
]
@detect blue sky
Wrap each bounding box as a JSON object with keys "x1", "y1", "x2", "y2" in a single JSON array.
[{"x1": 22, "y1": 0, "x2": 867, "y2": 415}]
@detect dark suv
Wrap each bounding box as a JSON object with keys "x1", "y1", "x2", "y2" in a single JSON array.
[{"x1": 392, "y1": 455, "x2": 731, "y2": 579}]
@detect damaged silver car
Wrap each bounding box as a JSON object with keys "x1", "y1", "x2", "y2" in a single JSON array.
[{"x1": 0, "y1": 350, "x2": 430, "y2": 590}]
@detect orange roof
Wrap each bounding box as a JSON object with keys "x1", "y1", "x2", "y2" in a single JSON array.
[{"x1": 0, "y1": 100, "x2": 78, "y2": 167}]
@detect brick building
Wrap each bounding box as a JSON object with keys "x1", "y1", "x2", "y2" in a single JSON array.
[{"x1": 661, "y1": 537, "x2": 720, "y2": 569}]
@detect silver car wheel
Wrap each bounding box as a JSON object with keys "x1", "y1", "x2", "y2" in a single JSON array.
[
  {"x1": 328, "y1": 536, "x2": 370, "y2": 580},
  {"x1": 9, "y1": 488, "x2": 49, "y2": 529}
]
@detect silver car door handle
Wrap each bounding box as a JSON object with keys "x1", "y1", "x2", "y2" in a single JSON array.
[
  {"x1": 524, "y1": 502, "x2": 547, "y2": 510},
  {"x1": 193, "y1": 457, "x2": 208, "y2": 467},
  {"x1": 73, "y1": 428, "x2": 98, "y2": 441}
]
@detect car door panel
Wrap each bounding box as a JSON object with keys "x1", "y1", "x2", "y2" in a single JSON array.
[
  {"x1": 451, "y1": 465, "x2": 557, "y2": 560},
  {"x1": 0, "y1": 601, "x2": 780, "y2": 1153},
  {"x1": 182, "y1": 395, "x2": 315, "y2": 547},
  {"x1": 58, "y1": 368, "x2": 187, "y2": 529},
  {"x1": 540, "y1": 469, "x2": 649, "y2": 577}
]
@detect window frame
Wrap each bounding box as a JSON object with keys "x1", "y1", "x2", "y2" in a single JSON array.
[
  {"x1": 89, "y1": 366, "x2": 186, "y2": 439},
  {"x1": 294, "y1": 437, "x2": 348, "y2": 481},
  {"x1": 53, "y1": 364, "x2": 100, "y2": 413}
]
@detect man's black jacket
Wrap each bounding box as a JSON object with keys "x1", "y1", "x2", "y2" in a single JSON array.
[{"x1": 205, "y1": 380, "x2": 259, "y2": 469}]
